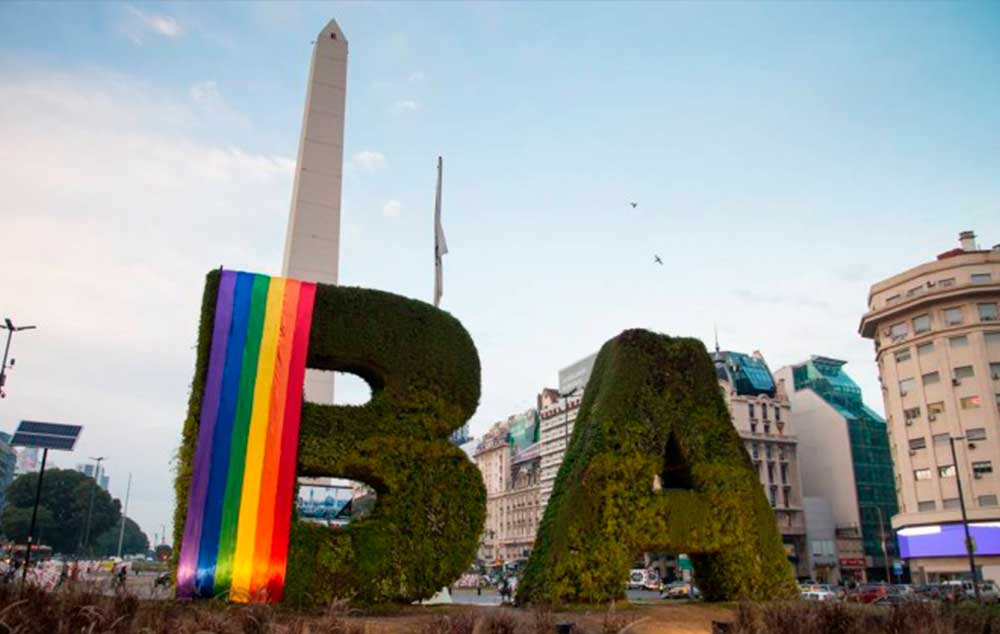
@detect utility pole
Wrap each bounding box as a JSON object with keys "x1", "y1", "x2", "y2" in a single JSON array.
[
  {"x1": 80, "y1": 456, "x2": 106, "y2": 555},
  {"x1": 1, "y1": 318, "x2": 37, "y2": 400},
  {"x1": 950, "y1": 436, "x2": 981, "y2": 601},
  {"x1": 22, "y1": 447, "x2": 48, "y2": 585},
  {"x1": 116, "y1": 472, "x2": 132, "y2": 558}
]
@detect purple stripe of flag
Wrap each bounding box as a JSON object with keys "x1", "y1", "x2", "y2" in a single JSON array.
[{"x1": 176, "y1": 270, "x2": 236, "y2": 598}]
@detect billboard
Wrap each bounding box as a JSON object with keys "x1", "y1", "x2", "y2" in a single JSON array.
[{"x1": 898, "y1": 522, "x2": 1000, "y2": 558}]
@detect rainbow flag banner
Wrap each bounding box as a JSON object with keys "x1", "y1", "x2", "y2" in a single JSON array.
[{"x1": 176, "y1": 270, "x2": 317, "y2": 602}]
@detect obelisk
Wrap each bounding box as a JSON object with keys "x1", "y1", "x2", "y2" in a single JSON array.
[{"x1": 282, "y1": 18, "x2": 347, "y2": 404}]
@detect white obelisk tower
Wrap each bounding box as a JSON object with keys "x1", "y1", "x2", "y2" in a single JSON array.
[{"x1": 282, "y1": 19, "x2": 348, "y2": 404}]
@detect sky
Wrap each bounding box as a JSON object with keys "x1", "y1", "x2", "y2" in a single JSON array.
[{"x1": 1, "y1": 2, "x2": 998, "y2": 543}]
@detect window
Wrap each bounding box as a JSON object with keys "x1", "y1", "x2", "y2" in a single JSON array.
[
  {"x1": 933, "y1": 433, "x2": 950, "y2": 444},
  {"x1": 750, "y1": 421, "x2": 757, "y2": 433},
  {"x1": 967, "y1": 428, "x2": 987, "y2": 441},
  {"x1": 961, "y1": 396, "x2": 981, "y2": 409},
  {"x1": 972, "y1": 273, "x2": 992, "y2": 285},
  {"x1": 973, "y1": 461, "x2": 993, "y2": 476},
  {"x1": 899, "y1": 377, "x2": 916, "y2": 393},
  {"x1": 766, "y1": 444, "x2": 773, "y2": 459},
  {"x1": 922, "y1": 372, "x2": 939, "y2": 386},
  {"x1": 751, "y1": 444, "x2": 759, "y2": 459},
  {"x1": 775, "y1": 407, "x2": 781, "y2": 422},
  {"x1": 943, "y1": 498, "x2": 961, "y2": 510},
  {"x1": 939, "y1": 464, "x2": 956, "y2": 478},
  {"x1": 909, "y1": 437, "x2": 926, "y2": 450},
  {"x1": 895, "y1": 349, "x2": 912, "y2": 363},
  {"x1": 764, "y1": 422, "x2": 771, "y2": 434},
  {"x1": 762, "y1": 403, "x2": 768, "y2": 420},
  {"x1": 748, "y1": 403, "x2": 755, "y2": 419},
  {"x1": 886, "y1": 294, "x2": 901, "y2": 305},
  {"x1": 918, "y1": 342, "x2": 935, "y2": 355},
  {"x1": 782, "y1": 487, "x2": 789, "y2": 507},
  {"x1": 889, "y1": 322, "x2": 908, "y2": 340},
  {"x1": 944, "y1": 307, "x2": 964, "y2": 326},
  {"x1": 950, "y1": 335, "x2": 969, "y2": 348},
  {"x1": 929, "y1": 401, "x2": 945, "y2": 416},
  {"x1": 914, "y1": 468, "x2": 932, "y2": 481},
  {"x1": 913, "y1": 314, "x2": 931, "y2": 334},
  {"x1": 940, "y1": 277, "x2": 956, "y2": 288},
  {"x1": 991, "y1": 363, "x2": 1000, "y2": 380},
  {"x1": 780, "y1": 463, "x2": 788, "y2": 484},
  {"x1": 907, "y1": 286, "x2": 923, "y2": 297},
  {"x1": 769, "y1": 487, "x2": 777, "y2": 507},
  {"x1": 904, "y1": 406, "x2": 921, "y2": 420},
  {"x1": 987, "y1": 332, "x2": 1000, "y2": 345},
  {"x1": 918, "y1": 500, "x2": 936, "y2": 511},
  {"x1": 980, "y1": 303, "x2": 999, "y2": 322},
  {"x1": 954, "y1": 365, "x2": 975, "y2": 379},
  {"x1": 979, "y1": 495, "x2": 998, "y2": 508}
]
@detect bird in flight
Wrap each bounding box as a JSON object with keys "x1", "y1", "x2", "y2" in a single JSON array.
[
  {"x1": 654, "y1": 255, "x2": 663, "y2": 265},
  {"x1": 630, "y1": 202, "x2": 638, "y2": 208}
]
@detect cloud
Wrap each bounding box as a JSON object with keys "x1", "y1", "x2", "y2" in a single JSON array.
[
  {"x1": 350, "y1": 150, "x2": 387, "y2": 172},
  {"x1": 391, "y1": 99, "x2": 419, "y2": 114},
  {"x1": 0, "y1": 68, "x2": 293, "y2": 541},
  {"x1": 122, "y1": 6, "x2": 183, "y2": 45},
  {"x1": 382, "y1": 199, "x2": 402, "y2": 218},
  {"x1": 189, "y1": 80, "x2": 251, "y2": 128},
  {"x1": 408, "y1": 71, "x2": 425, "y2": 83}
]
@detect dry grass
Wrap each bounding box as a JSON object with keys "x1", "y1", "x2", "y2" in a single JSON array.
[{"x1": 733, "y1": 600, "x2": 1000, "y2": 634}]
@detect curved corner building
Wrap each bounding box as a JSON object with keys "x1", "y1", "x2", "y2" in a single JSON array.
[{"x1": 860, "y1": 231, "x2": 1000, "y2": 583}]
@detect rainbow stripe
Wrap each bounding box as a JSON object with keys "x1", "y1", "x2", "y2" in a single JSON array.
[{"x1": 176, "y1": 270, "x2": 316, "y2": 602}]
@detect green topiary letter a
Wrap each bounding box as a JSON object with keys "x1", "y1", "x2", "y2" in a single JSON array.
[{"x1": 518, "y1": 329, "x2": 797, "y2": 604}]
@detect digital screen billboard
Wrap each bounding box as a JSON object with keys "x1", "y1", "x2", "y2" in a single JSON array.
[{"x1": 898, "y1": 522, "x2": 1000, "y2": 558}]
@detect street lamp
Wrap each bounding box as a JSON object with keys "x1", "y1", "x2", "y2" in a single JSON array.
[
  {"x1": 860, "y1": 504, "x2": 892, "y2": 583},
  {"x1": 0, "y1": 318, "x2": 37, "y2": 400},
  {"x1": 80, "y1": 456, "x2": 107, "y2": 555},
  {"x1": 949, "y1": 435, "x2": 981, "y2": 602}
]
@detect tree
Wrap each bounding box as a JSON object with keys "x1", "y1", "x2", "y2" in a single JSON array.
[
  {"x1": 94, "y1": 517, "x2": 150, "y2": 557},
  {"x1": 0, "y1": 506, "x2": 55, "y2": 544},
  {"x1": 2, "y1": 468, "x2": 121, "y2": 555}
]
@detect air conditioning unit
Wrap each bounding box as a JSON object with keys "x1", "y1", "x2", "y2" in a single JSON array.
[
  {"x1": 901, "y1": 391, "x2": 908, "y2": 397},
  {"x1": 927, "y1": 281, "x2": 936, "y2": 287},
  {"x1": 905, "y1": 420, "x2": 913, "y2": 426},
  {"x1": 975, "y1": 473, "x2": 983, "y2": 480},
  {"x1": 929, "y1": 414, "x2": 937, "y2": 422},
  {"x1": 909, "y1": 450, "x2": 917, "y2": 456},
  {"x1": 969, "y1": 442, "x2": 977, "y2": 450},
  {"x1": 883, "y1": 329, "x2": 892, "y2": 336},
  {"x1": 952, "y1": 378, "x2": 961, "y2": 386}
]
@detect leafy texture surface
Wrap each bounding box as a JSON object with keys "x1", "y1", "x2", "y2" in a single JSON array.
[{"x1": 519, "y1": 329, "x2": 797, "y2": 603}]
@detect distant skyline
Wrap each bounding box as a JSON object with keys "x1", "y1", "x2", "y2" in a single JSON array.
[{"x1": 1, "y1": 2, "x2": 998, "y2": 540}]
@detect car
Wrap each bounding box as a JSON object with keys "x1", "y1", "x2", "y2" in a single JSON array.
[
  {"x1": 942, "y1": 580, "x2": 1000, "y2": 603},
  {"x1": 801, "y1": 589, "x2": 837, "y2": 601},
  {"x1": 847, "y1": 584, "x2": 888, "y2": 604}
]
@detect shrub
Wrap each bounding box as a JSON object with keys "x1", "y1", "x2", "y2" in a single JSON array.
[
  {"x1": 518, "y1": 329, "x2": 797, "y2": 604},
  {"x1": 175, "y1": 270, "x2": 485, "y2": 605}
]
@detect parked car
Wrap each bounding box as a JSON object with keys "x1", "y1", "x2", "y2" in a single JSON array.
[
  {"x1": 942, "y1": 580, "x2": 1000, "y2": 603},
  {"x1": 873, "y1": 594, "x2": 909, "y2": 606},
  {"x1": 801, "y1": 589, "x2": 838, "y2": 601},
  {"x1": 847, "y1": 584, "x2": 888, "y2": 603}
]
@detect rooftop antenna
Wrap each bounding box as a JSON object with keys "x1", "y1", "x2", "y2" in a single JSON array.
[{"x1": 714, "y1": 323, "x2": 720, "y2": 354}]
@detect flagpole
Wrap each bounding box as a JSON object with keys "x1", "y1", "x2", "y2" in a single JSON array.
[{"x1": 433, "y1": 156, "x2": 447, "y2": 307}]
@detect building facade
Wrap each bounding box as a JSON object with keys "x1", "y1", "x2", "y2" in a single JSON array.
[
  {"x1": 76, "y1": 462, "x2": 110, "y2": 492},
  {"x1": 859, "y1": 231, "x2": 1000, "y2": 583},
  {"x1": 713, "y1": 350, "x2": 809, "y2": 577},
  {"x1": 775, "y1": 357, "x2": 899, "y2": 582},
  {"x1": 474, "y1": 409, "x2": 543, "y2": 565},
  {"x1": 0, "y1": 432, "x2": 16, "y2": 511}
]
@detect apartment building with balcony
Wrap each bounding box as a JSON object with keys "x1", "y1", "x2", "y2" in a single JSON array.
[
  {"x1": 474, "y1": 409, "x2": 543, "y2": 565},
  {"x1": 713, "y1": 350, "x2": 809, "y2": 577},
  {"x1": 859, "y1": 231, "x2": 1000, "y2": 583},
  {"x1": 538, "y1": 353, "x2": 596, "y2": 509}
]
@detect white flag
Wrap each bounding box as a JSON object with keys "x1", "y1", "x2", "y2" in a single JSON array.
[{"x1": 434, "y1": 156, "x2": 448, "y2": 307}]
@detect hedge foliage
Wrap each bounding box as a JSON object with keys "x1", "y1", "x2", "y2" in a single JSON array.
[
  {"x1": 175, "y1": 269, "x2": 485, "y2": 605},
  {"x1": 518, "y1": 329, "x2": 797, "y2": 604}
]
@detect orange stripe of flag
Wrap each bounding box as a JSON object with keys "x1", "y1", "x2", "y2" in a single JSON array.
[{"x1": 248, "y1": 278, "x2": 300, "y2": 598}]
